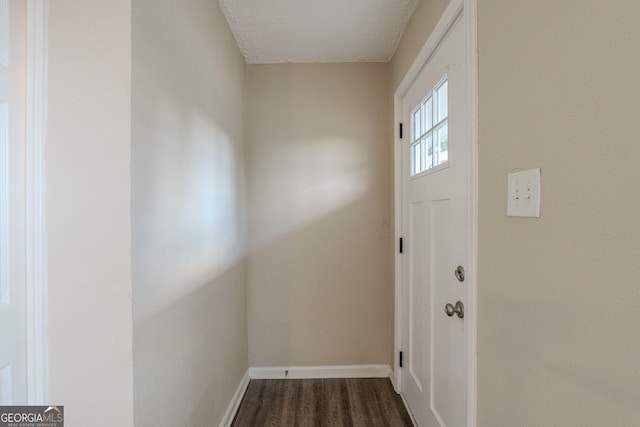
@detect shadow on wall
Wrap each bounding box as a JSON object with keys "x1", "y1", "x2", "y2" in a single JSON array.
[
  {"x1": 245, "y1": 130, "x2": 393, "y2": 365},
  {"x1": 134, "y1": 261, "x2": 247, "y2": 426},
  {"x1": 131, "y1": 98, "x2": 248, "y2": 425},
  {"x1": 131, "y1": 0, "x2": 248, "y2": 424},
  {"x1": 132, "y1": 0, "x2": 247, "y2": 319},
  {"x1": 248, "y1": 193, "x2": 392, "y2": 366},
  {"x1": 132, "y1": 61, "x2": 248, "y2": 419},
  {"x1": 245, "y1": 63, "x2": 392, "y2": 368},
  {"x1": 133, "y1": 104, "x2": 246, "y2": 321},
  {"x1": 249, "y1": 136, "x2": 373, "y2": 252}
]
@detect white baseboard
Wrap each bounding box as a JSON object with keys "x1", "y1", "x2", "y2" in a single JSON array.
[
  {"x1": 399, "y1": 391, "x2": 419, "y2": 427},
  {"x1": 248, "y1": 364, "x2": 392, "y2": 380},
  {"x1": 389, "y1": 368, "x2": 399, "y2": 392},
  {"x1": 219, "y1": 370, "x2": 250, "y2": 427}
]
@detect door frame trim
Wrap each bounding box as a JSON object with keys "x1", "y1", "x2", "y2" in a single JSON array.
[
  {"x1": 25, "y1": 0, "x2": 48, "y2": 405},
  {"x1": 393, "y1": 0, "x2": 477, "y2": 425}
]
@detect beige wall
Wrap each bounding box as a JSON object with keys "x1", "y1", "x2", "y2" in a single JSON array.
[
  {"x1": 390, "y1": 0, "x2": 451, "y2": 92},
  {"x1": 393, "y1": 0, "x2": 640, "y2": 424},
  {"x1": 246, "y1": 63, "x2": 392, "y2": 367},
  {"x1": 478, "y1": 0, "x2": 640, "y2": 424},
  {"x1": 131, "y1": 0, "x2": 248, "y2": 425},
  {"x1": 47, "y1": 0, "x2": 135, "y2": 425}
]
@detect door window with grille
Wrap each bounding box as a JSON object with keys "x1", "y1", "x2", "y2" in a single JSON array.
[{"x1": 410, "y1": 77, "x2": 448, "y2": 176}]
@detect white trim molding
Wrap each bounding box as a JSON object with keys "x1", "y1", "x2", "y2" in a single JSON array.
[
  {"x1": 465, "y1": 1, "x2": 479, "y2": 425},
  {"x1": 249, "y1": 364, "x2": 392, "y2": 380},
  {"x1": 25, "y1": 0, "x2": 48, "y2": 405},
  {"x1": 219, "y1": 370, "x2": 250, "y2": 427},
  {"x1": 399, "y1": 391, "x2": 419, "y2": 427},
  {"x1": 393, "y1": 0, "x2": 478, "y2": 426}
]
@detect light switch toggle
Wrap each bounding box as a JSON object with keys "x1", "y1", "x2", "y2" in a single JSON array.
[{"x1": 507, "y1": 168, "x2": 541, "y2": 218}]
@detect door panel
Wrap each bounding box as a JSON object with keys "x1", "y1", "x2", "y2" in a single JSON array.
[
  {"x1": 409, "y1": 201, "x2": 428, "y2": 393},
  {"x1": 400, "y1": 11, "x2": 468, "y2": 427},
  {"x1": 430, "y1": 198, "x2": 465, "y2": 427}
]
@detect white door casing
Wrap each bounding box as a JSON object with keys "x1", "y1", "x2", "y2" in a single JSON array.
[
  {"x1": 25, "y1": 0, "x2": 49, "y2": 405},
  {"x1": 0, "y1": 0, "x2": 48, "y2": 405},
  {"x1": 394, "y1": 1, "x2": 478, "y2": 426},
  {"x1": 0, "y1": 0, "x2": 28, "y2": 405}
]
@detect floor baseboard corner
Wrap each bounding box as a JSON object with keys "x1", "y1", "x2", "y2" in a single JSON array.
[{"x1": 219, "y1": 369, "x2": 250, "y2": 427}]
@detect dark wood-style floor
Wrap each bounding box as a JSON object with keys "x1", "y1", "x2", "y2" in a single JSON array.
[{"x1": 231, "y1": 378, "x2": 415, "y2": 426}]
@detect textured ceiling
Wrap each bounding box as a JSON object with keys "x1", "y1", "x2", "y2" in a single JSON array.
[{"x1": 219, "y1": 0, "x2": 420, "y2": 64}]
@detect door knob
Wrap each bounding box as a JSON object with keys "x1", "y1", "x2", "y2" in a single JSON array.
[{"x1": 444, "y1": 300, "x2": 465, "y2": 318}]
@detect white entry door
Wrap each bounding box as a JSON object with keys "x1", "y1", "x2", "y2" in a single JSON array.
[
  {"x1": 0, "y1": 0, "x2": 28, "y2": 405},
  {"x1": 400, "y1": 11, "x2": 469, "y2": 427}
]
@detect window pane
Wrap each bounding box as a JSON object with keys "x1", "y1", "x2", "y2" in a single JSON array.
[
  {"x1": 423, "y1": 97, "x2": 433, "y2": 132},
  {"x1": 412, "y1": 109, "x2": 421, "y2": 140},
  {"x1": 435, "y1": 121, "x2": 448, "y2": 165},
  {"x1": 436, "y1": 80, "x2": 448, "y2": 122},
  {"x1": 412, "y1": 142, "x2": 421, "y2": 175},
  {"x1": 411, "y1": 76, "x2": 448, "y2": 174},
  {"x1": 426, "y1": 133, "x2": 433, "y2": 169}
]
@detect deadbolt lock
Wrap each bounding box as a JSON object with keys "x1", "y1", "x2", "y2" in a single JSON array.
[{"x1": 455, "y1": 266, "x2": 465, "y2": 282}]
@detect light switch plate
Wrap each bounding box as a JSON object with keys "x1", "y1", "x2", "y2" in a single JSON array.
[{"x1": 507, "y1": 168, "x2": 541, "y2": 217}]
